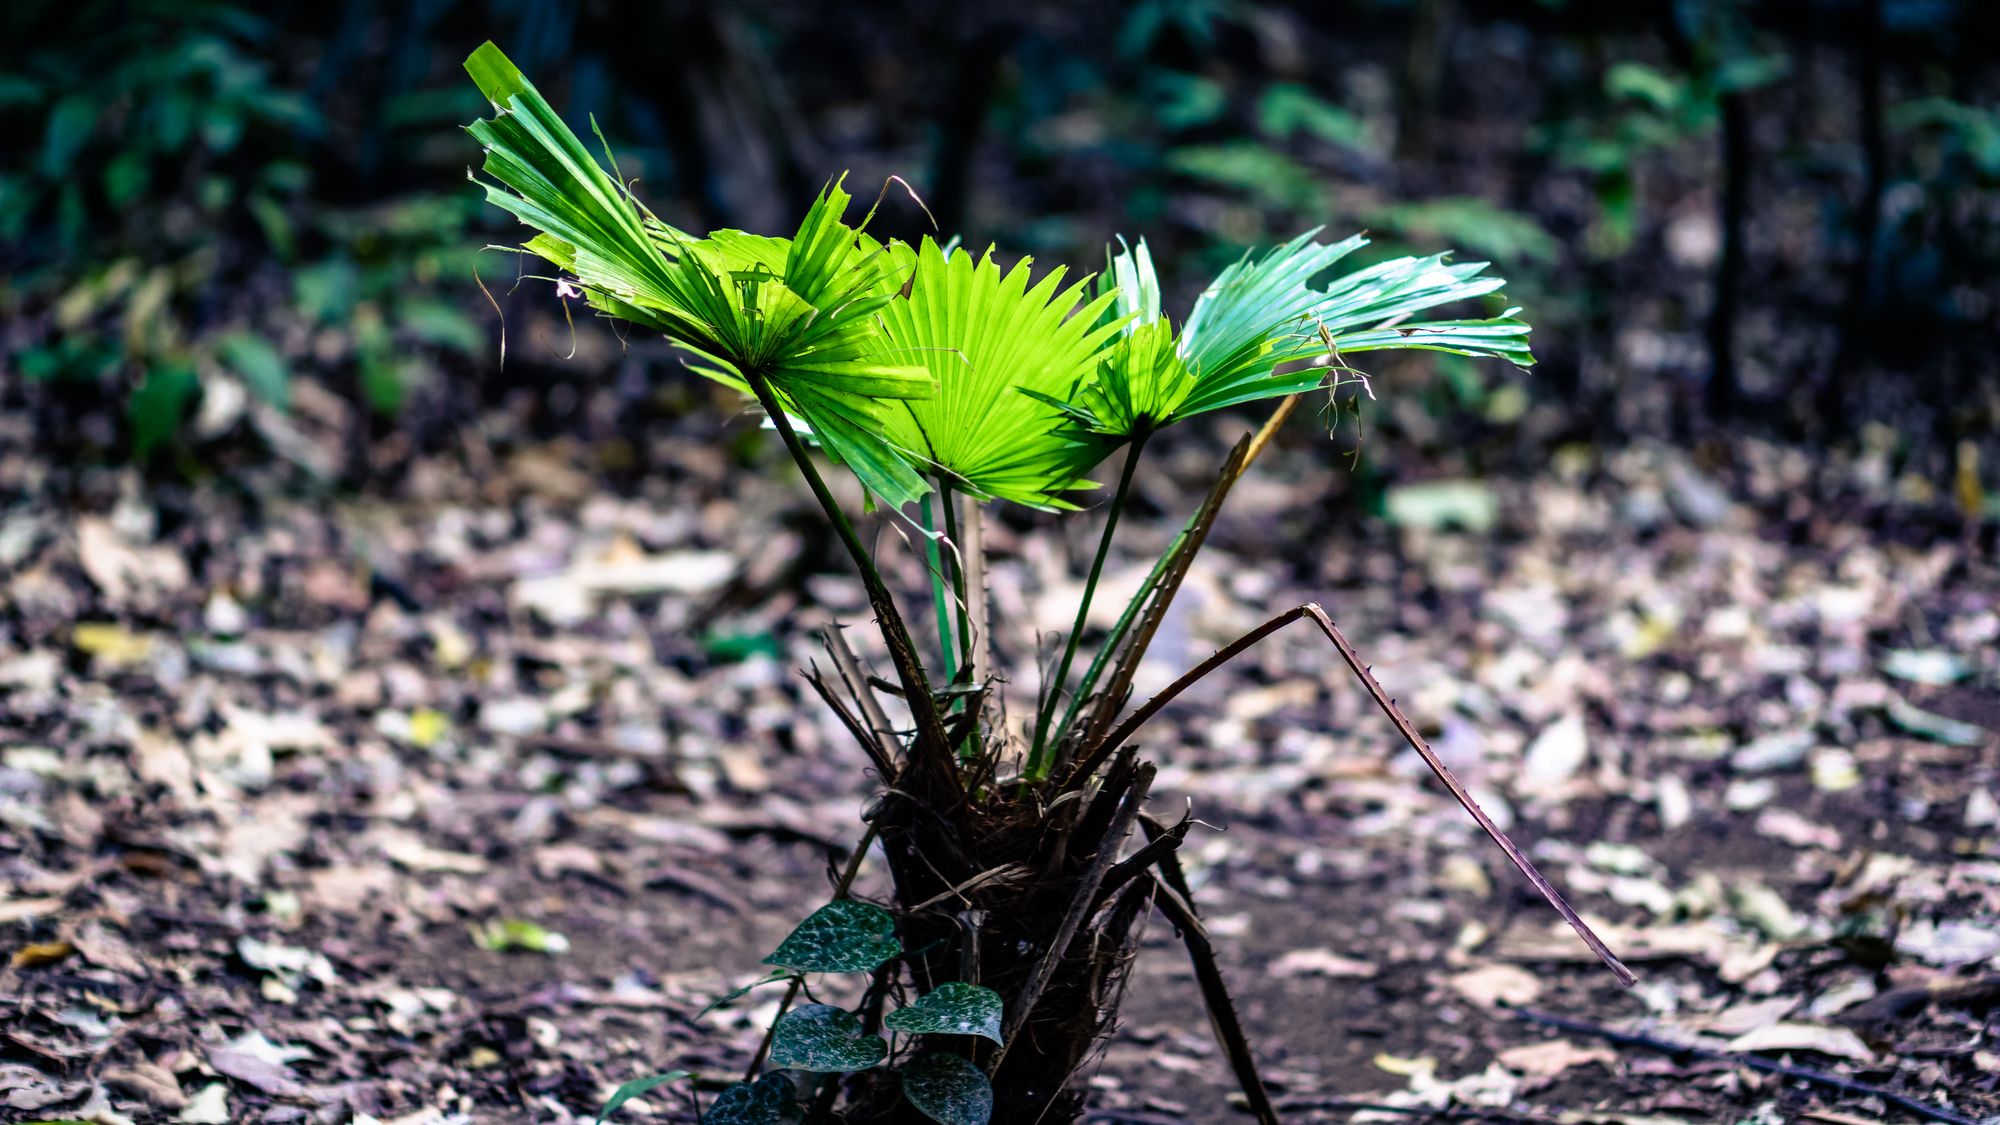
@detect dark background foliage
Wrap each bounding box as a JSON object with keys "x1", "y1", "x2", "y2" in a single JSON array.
[{"x1": 4, "y1": 0, "x2": 1997, "y2": 498}]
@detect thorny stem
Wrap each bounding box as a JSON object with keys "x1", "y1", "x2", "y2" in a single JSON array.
[
  {"x1": 744, "y1": 820, "x2": 883, "y2": 1080},
  {"x1": 743, "y1": 371, "x2": 950, "y2": 762},
  {"x1": 1072, "y1": 602, "x2": 1635, "y2": 987},
  {"x1": 918, "y1": 494, "x2": 958, "y2": 685},
  {"x1": 1027, "y1": 426, "x2": 1150, "y2": 779}
]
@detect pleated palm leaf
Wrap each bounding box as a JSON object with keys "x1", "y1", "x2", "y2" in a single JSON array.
[
  {"x1": 1046, "y1": 230, "x2": 1534, "y2": 440},
  {"x1": 873, "y1": 238, "x2": 1125, "y2": 509},
  {"x1": 463, "y1": 43, "x2": 935, "y2": 507}
]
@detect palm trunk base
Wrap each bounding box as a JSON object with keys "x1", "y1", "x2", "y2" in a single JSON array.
[{"x1": 832, "y1": 757, "x2": 1158, "y2": 1124}]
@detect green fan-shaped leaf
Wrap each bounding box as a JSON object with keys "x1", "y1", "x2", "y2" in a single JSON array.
[
  {"x1": 762, "y1": 900, "x2": 901, "y2": 973},
  {"x1": 706, "y1": 1074, "x2": 802, "y2": 1125},
  {"x1": 464, "y1": 42, "x2": 687, "y2": 319},
  {"x1": 1171, "y1": 228, "x2": 1370, "y2": 416},
  {"x1": 883, "y1": 982, "x2": 1004, "y2": 1044},
  {"x1": 900, "y1": 1053, "x2": 993, "y2": 1125},
  {"x1": 595, "y1": 1070, "x2": 689, "y2": 1125},
  {"x1": 1030, "y1": 317, "x2": 1195, "y2": 438},
  {"x1": 874, "y1": 238, "x2": 1125, "y2": 509},
  {"x1": 1060, "y1": 229, "x2": 1534, "y2": 438},
  {"x1": 767, "y1": 1004, "x2": 888, "y2": 1072},
  {"x1": 462, "y1": 44, "x2": 935, "y2": 508}
]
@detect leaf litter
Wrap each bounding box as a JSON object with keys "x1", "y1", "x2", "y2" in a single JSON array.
[{"x1": 0, "y1": 428, "x2": 1994, "y2": 1124}]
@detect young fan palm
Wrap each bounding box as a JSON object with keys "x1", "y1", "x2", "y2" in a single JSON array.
[{"x1": 461, "y1": 42, "x2": 1626, "y2": 1125}]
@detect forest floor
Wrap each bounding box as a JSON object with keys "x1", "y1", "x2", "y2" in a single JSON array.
[{"x1": 3, "y1": 417, "x2": 1998, "y2": 1125}]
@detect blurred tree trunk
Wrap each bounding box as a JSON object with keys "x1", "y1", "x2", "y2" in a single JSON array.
[
  {"x1": 1824, "y1": 0, "x2": 1885, "y2": 434},
  {"x1": 1660, "y1": 0, "x2": 1751, "y2": 420},
  {"x1": 928, "y1": 22, "x2": 1016, "y2": 240},
  {"x1": 1396, "y1": 0, "x2": 1455, "y2": 164}
]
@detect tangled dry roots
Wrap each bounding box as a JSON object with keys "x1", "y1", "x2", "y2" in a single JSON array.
[{"x1": 843, "y1": 752, "x2": 1159, "y2": 1124}]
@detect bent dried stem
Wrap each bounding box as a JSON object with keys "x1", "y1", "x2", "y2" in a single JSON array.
[
  {"x1": 824, "y1": 626, "x2": 896, "y2": 765},
  {"x1": 1074, "y1": 602, "x2": 1635, "y2": 987},
  {"x1": 1150, "y1": 870, "x2": 1280, "y2": 1125}
]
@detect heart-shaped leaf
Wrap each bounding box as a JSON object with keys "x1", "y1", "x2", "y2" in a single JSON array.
[
  {"x1": 768, "y1": 1004, "x2": 888, "y2": 1072},
  {"x1": 763, "y1": 900, "x2": 901, "y2": 973},
  {"x1": 595, "y1": 1070, "x2": 689, "y2": 1124},
  {"x1": 901, "y1": 1053, "x2": 993, "y2": 1125},
  {"x1": 705, "y1": 1074, "x2": 801, "y2": 1125},
  {"x1": 883, "y1": 982, "x2": 1004, "y2": 1044}
]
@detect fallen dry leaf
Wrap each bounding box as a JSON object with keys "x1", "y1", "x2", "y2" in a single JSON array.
[
  {"x1": 103, "y1": 1062, "x2": 187, "y2": 1109},
  {"x1": 1495, "y1": 1038, "x2": 1618, "y2": 1078},
  {"x1": 175, "y1": 1082, "x2": 230, "y2": 1124},
  {"x1": 1268, "y1": 948, "x2": 1379, "y2": 979},
  {"x1": 1447, "y1": 963, "x2": 1544, "y2": 1007},
  {"x1": 1726, "y1": 1021, "x2": 1876, "y2": 1062}
]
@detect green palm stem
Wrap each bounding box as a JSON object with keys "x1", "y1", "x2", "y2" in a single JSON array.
[
  {"x1": 938, "y1": 473, "x2": 972, "y2": 679},
  {"x1": 1047, "y1": 521, "x2": 1179, "y2": 761},
  {"x1": 1025, "y1": 424, "x2": 1151, "y2": 780},
  {"x1": 948, "y1": 490, "x2": 990, "y2": 764},
  {"x1": 957, "y1": 489, "x2": 989, "y2": 697},
  {"x1": 917, "y1": 493, "x2": 959, "y2": 685},
  {"x1": 743, "y1": 371, "x2": 950, "y2": 760}
]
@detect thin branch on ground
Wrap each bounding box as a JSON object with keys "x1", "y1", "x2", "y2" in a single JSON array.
[{"x1": 1514, "y1": 1007, "x2": 1981, "y2": 1125}]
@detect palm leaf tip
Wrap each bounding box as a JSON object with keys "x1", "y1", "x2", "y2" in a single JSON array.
[
  {"x1": 462, "y1": 42, "x2": 685, "y2": 320},
  {"x1": 465, "y1": 41, "x2": 529, "y2": 106}
]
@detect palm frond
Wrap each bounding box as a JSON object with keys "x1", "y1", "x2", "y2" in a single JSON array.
[
  {"x1": 875, "y1": 239, "x2": 1125, "y2": 509},
  {"x1": 1062, "y1": 229, "x2": 1535, "y2": 434},
  {"x1": 463, "y1": 44, "x2": 935, "y2": 506}
]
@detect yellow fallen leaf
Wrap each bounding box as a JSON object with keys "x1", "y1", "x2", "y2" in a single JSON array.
[
  {"x1": 10, "y1": 940, "x2": 76, "y2": 968},
  {"x1": 407, "y1": 708, "x2": 449, "y2": 748},
  {"x1": 73, "y1": 622, "x2": 153, "y2": 666},
  {"x1": 1372, "y1": 1052, "x2": 1437, "y2": 1078}
]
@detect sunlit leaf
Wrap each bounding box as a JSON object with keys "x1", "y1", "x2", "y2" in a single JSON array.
[
  {"x1": 873, "y1": 238, "x2": 1123, "y2": 509},
  {"x1": 462, "y1": 44, "x2": 934, "y2": 507},
  {"x1": 470, "y1": 919, "x2": 570, "y2": 955}
]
